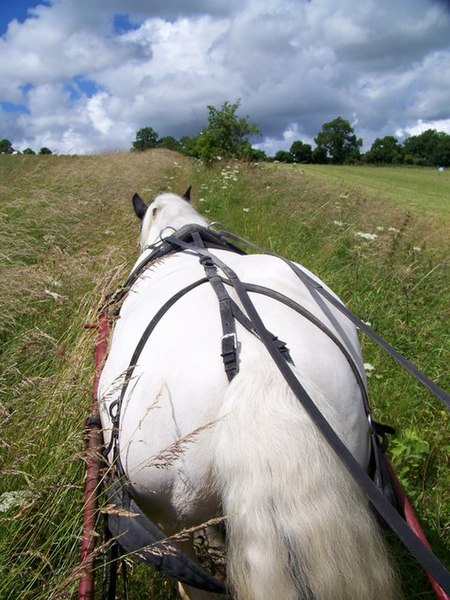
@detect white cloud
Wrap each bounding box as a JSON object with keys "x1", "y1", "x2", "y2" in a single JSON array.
[
  {"x1": 396, "y1": 118, "x2": 450, "y2": 139},
  {"x1": 0, "y1": 0, "x2": 449, "y2": 154}
]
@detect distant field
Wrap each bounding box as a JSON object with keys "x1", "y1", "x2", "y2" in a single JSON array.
[{"x1": 300, "y1": 164, "x2": 450, "y2": 218}]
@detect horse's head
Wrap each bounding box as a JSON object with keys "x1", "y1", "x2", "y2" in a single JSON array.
[{"x1": 132, "y1": 187, "x2": 208, "y2": 251}]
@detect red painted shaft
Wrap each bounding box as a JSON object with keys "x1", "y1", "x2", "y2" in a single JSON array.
[
  {"x1": 387, "y1": 459, "x2": 449, "y2": 600},
  {"x1": 78, "y1": 313, "x2": 109, "y2": 600}
]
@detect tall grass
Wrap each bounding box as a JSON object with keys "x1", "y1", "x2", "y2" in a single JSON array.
[{"x1": 1, "y1": 153, "x2": 448, "y2": 598}]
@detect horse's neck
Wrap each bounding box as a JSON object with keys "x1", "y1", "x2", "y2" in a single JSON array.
[{"x1": 145, "y1": 205, "x2": 207, "y2": 247}]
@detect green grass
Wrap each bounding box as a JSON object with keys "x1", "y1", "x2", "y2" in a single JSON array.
[
  {"x1": 300, "y1": 163, "x2": 450, "y2": 217},
  {"x1": 1, "y1": 155, "x2": 448, "y2": 598}
]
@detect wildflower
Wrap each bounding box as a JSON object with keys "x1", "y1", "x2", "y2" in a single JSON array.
[
  {"x1": 354, "y1": 232, "x2": 378, "y2": 241},
  {"x1": 388, "y1": 227, "x2": 400, "y2": 233},
  {"x1": 376, "y1": 226, "x2": 385, "y2": 232},
  {"x1": 243, "y1": 208, "x2": 250, "y2": 213},
  {"x1": 413, "y1": 246, "x2": 422, "y2": 252},
  {"x1": 0, "y1": 491, "x2": 29, "y2": 513},
  {"x1": 46, "y1": 277, "x2": 62, "y2": 288},
  {"x1": 364, "y1": 363, "x2": 375, "y2": 377},
  {"x1": 45, "y1": 289, "x2": 64, "y2": 302},
  {"x1": 199, "y1": 198, "x2": 206, "y2": 203},
  {"x1": 44, "y1": 234, "x2": 56, "y2": 244},
  {"x1": 339, "y1": 193, "x2": 349, "y2": 199},
  {"x1": 333, "y1": 220, "x2": 344, "y2": 227}
]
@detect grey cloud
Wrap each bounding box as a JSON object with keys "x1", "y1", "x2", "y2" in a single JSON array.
[{"x1": 1, "y1": 0, "x2": 450, "y2": 154}]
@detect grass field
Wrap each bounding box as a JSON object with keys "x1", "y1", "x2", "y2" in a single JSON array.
[
  {"x1": 0, "y1": 151, "x2": 448, "y2": 599},
  {"x1": 300, "y1": 163, "x2": 450, "y2": 217}
]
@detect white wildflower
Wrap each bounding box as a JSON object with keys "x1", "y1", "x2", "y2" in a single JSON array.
[
  {"x1": 376, "y1": 226, "x2": 385, "y2": 232},
  {"x1": 388, "y1": 227, "x2": 400, "y2": 233},
  {"x1": 199, "y1": 198, "x2": 206, "y2": 203},
  {"x1": 45, "y1": 289, "x2": 64, "y2": 302},
  {"x1": 354, "y1": 232, "x2": 378, "y2": 241},
  {"x1": 243, "y1": 208, "x2": 250, "y2": 213},
  {"x1": 339, "y1": 193, "x2": 349, "y2": 199},
  {"x1": 333, "y1": 220, "x2": 344, "y2": 227},
  {"x1": 46, "y1": 277, "x2": 62, "y2": 288},
  {"x1": 364, "y1": 363, "x2": 375, "y2": 377},
  {"x1": 43, "y1": 234, "x2": 56, "y2": 244},
  {"x1": 413, "y1": 246, "x2": 422, "y2": 252},
  {"x1": 0, "y1": 490, "x2": 29, "y2": 513}
]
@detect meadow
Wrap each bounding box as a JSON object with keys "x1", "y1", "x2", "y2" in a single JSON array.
[{"x1": 0, "y1": 151, "x2": 448, "y2": 599}]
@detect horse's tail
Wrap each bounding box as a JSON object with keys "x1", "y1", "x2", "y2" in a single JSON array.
[{"x1": 213, "y1": 357, "x2": 400, "y2": 600}]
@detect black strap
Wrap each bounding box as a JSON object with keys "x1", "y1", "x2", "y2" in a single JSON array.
[
  {"x1": 199, "y1": 255, "x2": 238, "y2": 381},
  {"x1": 162, "y1": 237, "x2": 450, "y2": 594},
  {"x1": 105, "y1": 479, "x2": 227, "y2": 593},
  {"x1": 218, "y1": 229, "x2": 450, "y2": 411},
  {"x1": 103, "y1": 277, "x2": 210, "y2": 462},
  {"x1": 103, "y1": 228, "x2": 449, "y2": 592}
]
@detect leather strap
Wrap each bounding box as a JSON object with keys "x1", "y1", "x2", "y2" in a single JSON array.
[{"x1": 162, "y1": 236, "x2": 450, "y2": 594}]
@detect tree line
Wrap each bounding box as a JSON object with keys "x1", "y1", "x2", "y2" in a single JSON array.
[
  {"x1": 0, "y1": 138, "x2": 52, "y2": 155},
  {"x1": 273, "y1": 119, "x2": 450, "y2": 167},
  {"x1": 131, "y1": 102, "x2": 450, "y2": 167},
  {"x1": 2, "y1": 100, "x2": 449, "y2": 166}
]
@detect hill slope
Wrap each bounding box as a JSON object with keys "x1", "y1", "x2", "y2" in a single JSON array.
[{"x1": 0, "y1": 152, "x2": 448, "y2": 599}]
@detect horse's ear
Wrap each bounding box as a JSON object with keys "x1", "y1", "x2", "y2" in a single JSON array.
[
  {"x1": 182, "y1": 186, "x2": 192, "y2": 202},
  {"x1": 132, "y1": 193, "x2": 148, "y2": 220}
]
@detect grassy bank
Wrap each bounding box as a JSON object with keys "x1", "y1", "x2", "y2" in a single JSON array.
[{"x1": 0, "y1": 154, "x2": 448, "y2": 598}]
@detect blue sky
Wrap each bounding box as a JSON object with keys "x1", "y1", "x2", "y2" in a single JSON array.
[
  {"x1": 0, "y1": 1, "x2": 43, "y2": 35},
  {"x1": 1, "y1": 0, "x2": 450, "y2": 154}
]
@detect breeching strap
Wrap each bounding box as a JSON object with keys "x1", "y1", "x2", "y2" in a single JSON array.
[
  {"x1": 217, "y1": 229, "x2": 450, "y2": 411},
  {"x1": 163, "y1": 235, "x2": 450, "y2": 595}
]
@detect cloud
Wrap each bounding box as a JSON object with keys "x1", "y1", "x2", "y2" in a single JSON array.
[{"x1": 0, "y1": 0, "x2": 449, "y2": 154}]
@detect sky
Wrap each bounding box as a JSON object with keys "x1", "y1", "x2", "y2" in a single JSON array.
[{"x1": 0, "y1": 0, "x2": 450, "y2": 155}]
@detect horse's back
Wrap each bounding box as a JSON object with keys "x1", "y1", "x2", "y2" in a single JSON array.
[{"x1": 99, "y1": 249, "x2": 369, "y2": 524}]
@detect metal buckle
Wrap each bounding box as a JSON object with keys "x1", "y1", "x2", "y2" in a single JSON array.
[{"x1": 221, "y1": 332, "x2": 237, "y2": 347}]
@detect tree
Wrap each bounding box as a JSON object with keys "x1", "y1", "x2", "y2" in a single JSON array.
[
  {"x1": 131, "y1": 127, "x2": 159, "y2": 151},
  {"x1": 0, "y1": 138, "x2": 14, "y2": 154},
  {"x1": 311, "y1": 146, "x2": 328, "y2": 164},
  {"x1": 157, "y1": 135, "x2": 181, "y2": 151},
  {"x1": 314, "y1": 117, "x2": 362, "y2": 164},
  {"x1": 39, "y1": 147, "x2": 52, "y2": 154},
  {"x1": 402, "y1": 129, "x2": 450, "y2": 166},
  {"x1": 194, "y1": 100, "x2": 261, "y2": 163},
  {"x1": 290, "y1": 140, "x2": 312, "y2": 163},
  {"x1": 23, "y1": 148, "x2": 36, "y2": 155},
  {"x1": 365, "y1": 136, "x2": 403, "y2": 164},
  {"x1": 274, "y1": 150, "x2": 293, "y2": 163}
]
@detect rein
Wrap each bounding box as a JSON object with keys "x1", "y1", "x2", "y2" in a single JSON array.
[
  {"x1": 83, "y1": 223, "x2": 450, "y2": 598},
  {"x1": 161, "y1": 230, "x2": 450, "y2": 595}
]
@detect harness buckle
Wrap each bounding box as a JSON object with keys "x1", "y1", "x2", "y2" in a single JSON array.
[{"x1": 221, "y1": 332, "x2": 237, "y2": 347}]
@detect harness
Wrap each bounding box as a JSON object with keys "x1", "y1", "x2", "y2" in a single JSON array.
[{"x1": 101, "y1": 223, "x2": 450, "y2": 597}]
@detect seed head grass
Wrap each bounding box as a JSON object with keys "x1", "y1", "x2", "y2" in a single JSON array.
[{"x1": 1, "y1": 152, "x2": 448, "y2": 598}]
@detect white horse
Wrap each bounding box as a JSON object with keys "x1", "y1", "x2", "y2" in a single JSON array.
[{"x1": 98, "y1": 189, "x2": 400, "y2": 599}]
